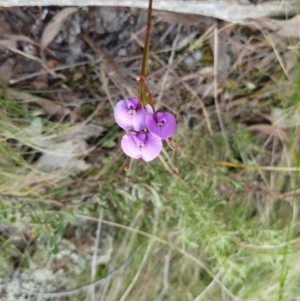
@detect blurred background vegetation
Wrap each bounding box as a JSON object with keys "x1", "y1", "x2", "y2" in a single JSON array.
[{"x1": 1, "y1": 5, "x2": 300, "y2": 301}]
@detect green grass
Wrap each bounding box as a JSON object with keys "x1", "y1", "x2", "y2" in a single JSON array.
[
  {"x1": 1, "y1": 99, "x2": 300, "y2": 301},
  {"x1": 1, "y1": 31, "x2": 300, "y2": 301}
]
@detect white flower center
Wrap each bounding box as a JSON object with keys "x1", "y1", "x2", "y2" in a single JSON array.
[
  {"x1": 137, "y1": 142, "x2": 145, "y2": 148},
  {"x1": 128, "y1": 109, "x2": 137, "y2": 115},
  {"x1": 156, "y1": 121, "x2": 164, "y2": 127}
]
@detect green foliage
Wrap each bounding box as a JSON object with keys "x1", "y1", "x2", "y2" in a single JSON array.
[{"x1": 1, "y1": 31, "x2": 300, "y2": 301}]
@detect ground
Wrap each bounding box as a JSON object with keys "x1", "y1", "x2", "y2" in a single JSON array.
[{"x1": 0, "y1": 5, "x2": 300, "y2": 301}]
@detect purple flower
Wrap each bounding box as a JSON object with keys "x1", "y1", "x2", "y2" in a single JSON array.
[
  {"x1": 114, "y1": 97, "x2": 154, "y2": 131},
  {"x1": 146, "y1": 112, "x2": 176, "y2": 139},
  {"x1": 121, "y1": 132, "x2": 162, "y2": 162}
]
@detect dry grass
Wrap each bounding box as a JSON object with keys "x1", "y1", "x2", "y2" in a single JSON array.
[{"x1": 1, "y1": 6, "x2": 300, "y2": 301}]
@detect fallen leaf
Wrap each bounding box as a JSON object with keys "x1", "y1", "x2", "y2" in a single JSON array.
[
  {"x1": 0, "y1": 34, "x2": 38, "y2": 46},
  {"x1": 261, "y1": 15, "x2": 300, "y2": 38},
  {"x1": 8, "y1": 7, "x2": 32, "y2": 23},
  {"x1": 154, "y1": 10, "x2": 214, "y2": 26},
  {"x1": 0, "y1": 39, "x2": 17, "y2": 49},
  {"x1": 30, "y1": 122, "x2": 103, "y2": 172},
  {"x1": 41, "y1": 7, "x2": 78, "y2": 48},
  {"x1": 34, "y1": 138, "x2": 90, "y2": 172},
  {"x1": 67, "y1": 123, "x2": 105, "y2": 140}
]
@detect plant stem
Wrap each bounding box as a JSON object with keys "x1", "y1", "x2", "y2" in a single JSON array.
[
  {"x1": 140, "y1": 0, "x2": 153, "y2": 78},
  {"x1": 138, "y1": 0, "x2": 154, "y2": 111}
]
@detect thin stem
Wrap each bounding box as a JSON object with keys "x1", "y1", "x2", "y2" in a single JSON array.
[
  {"x1": 137, "y1": 0, "x2": 155, "y2": 112},
  {"x1": 140, "y1": 0, "x2": 153, "y2": 78}
]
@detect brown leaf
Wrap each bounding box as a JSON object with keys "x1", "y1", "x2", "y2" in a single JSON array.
[
  {"x1": 0, "y1": 38, "x2": 17, "y2": 49},
  {"x1": 8, "y1": 7, "x2": 32, "y2": 23},
  {"x1": 41, "y1": 7, "x2": 78, "y2": 48},
  {"x1": 262, "y1": 15, "x2": 300, "y2": 38},
  {"x1": 153, "y1": 10, "x2": 214, "y2": 26},
  {"x1": 1, "y1": 33, "x2": 41, "y2": 47}
]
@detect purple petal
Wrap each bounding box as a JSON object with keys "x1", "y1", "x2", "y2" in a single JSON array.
[
  {"x1": 141, "y1": 133, "x2": 162, "y2": 162},
  {"x1": 121, "y1": 132, "x2": 142, "y2": 159},
  {"x1": 126, "y1": 97, "x2": 139, "y2": 109},
  {"x1": 114, "y1": 97, "x2": 154, "y2": 131},
  {"x1": 120, "y1": 132, "x2": 162, "y2": 162},
  {"x1": 114, "y1": 99, "x2": 134, "y2": 130},
  {"x1": 132, "y1": 104, "x2": 154, "y2": 131},
  {"x1": 146, "y1": 112, "x2": 176, "y2": 139}
]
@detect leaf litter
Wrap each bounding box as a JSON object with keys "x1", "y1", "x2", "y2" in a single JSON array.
[{"x1": 41, "y1": 7, "x2": 78, "y2": 48}]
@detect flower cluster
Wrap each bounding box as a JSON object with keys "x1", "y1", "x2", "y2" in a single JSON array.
[{"x1": 114, "y1": 97, "x2": 176, "y2": 162}]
